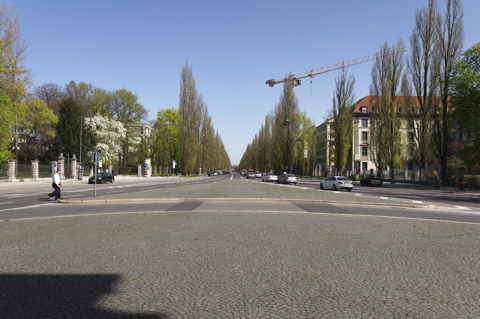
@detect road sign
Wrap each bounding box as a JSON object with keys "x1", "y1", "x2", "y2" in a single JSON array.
[
  {"x1": 91, "y1": 151, "x2": 101, "y2": 162},
  {"x1": 52, "y1": 163, "x2": 56, "y2": 167}
]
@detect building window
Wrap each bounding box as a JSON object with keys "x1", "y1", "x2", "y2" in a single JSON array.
[
  {"x1": 361, "y1": 107, "x2": 367, "y2": 113},
  {"x1": 362, "y1": 162, "x2": 368, "y2": 172},
  {"x1": 414, "y1": 108, "x2": 420, "y2": 114},
  {"x1": 362, "y1": 119, "x2": 368, "y2": 127},
  {"x1": 362, "y1": 132, "x2": 368, "y2": 141},
  {"x1": 362, "y1": 147, "x2": 368, "y2": 156}
]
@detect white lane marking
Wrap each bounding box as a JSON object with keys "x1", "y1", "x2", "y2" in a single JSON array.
[
  {"x1": 302, "y1": 188, "x2": 309, "y2": 190},
  {"x1": 355, "y1": 194, "x2": 362, "y2": 196},
  {"x1": 412, "y1": 200, "x2": 423, "y2": 204},
  {"x1": 230, "y1": 175, "x2": 233, "y2": 180},
  {"x1": 0, "y1": 201, "x2": 14, "y2": 205},
  {"x1": 4, "y1": 195, "x2": 24, "y2": 198},
  {"x1": 455, "y1": 206, "x2": 471, "y2": 210},
  {"x1": 0, "y1": 203, "x2": 53, "y2": 212},
  {"x1": 381, "y1": 197, "x2": 389, "y2": 199},
  {"x1": 106, "y1": 191, "x2": 124, "y2": 194}
]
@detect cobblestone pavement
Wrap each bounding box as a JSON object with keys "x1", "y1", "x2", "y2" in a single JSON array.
[
  {"x1": 1, "y1": 212, "x2": 479, "y2": 318},
  {"x1": 77, "y1": 178, "x2": 411, "y2": 206}
]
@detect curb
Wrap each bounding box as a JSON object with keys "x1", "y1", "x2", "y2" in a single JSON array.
[{"x1": 59, "y1": 197, "x2": 436, "y2": 209}]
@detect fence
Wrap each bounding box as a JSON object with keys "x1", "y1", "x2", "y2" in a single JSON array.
[{"x1": 118, "y1": 167, "x2": 139, "y2": 175}]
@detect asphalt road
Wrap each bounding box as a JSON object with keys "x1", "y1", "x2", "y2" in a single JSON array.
[
  {"x1": 1, "y1": 173, "x2": 480, "y2": 224},
  {"x1": 244, "y1": 174, "x2": 480, "y2": 212}
]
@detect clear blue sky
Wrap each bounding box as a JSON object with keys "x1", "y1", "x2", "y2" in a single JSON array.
[{"x1": 12, "y1": 0, "x2": 480, "y2": 165}]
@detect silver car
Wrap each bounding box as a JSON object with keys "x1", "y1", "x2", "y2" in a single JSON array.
[
  {"x1": 278, "y1": 174, "x2": 297, "y2": 185},
  {"x1": 320, "y1": 176, "x2": 353, "y2": 191},
  {"x1": 247, "y1": 172, "x2": 255, "y2": 179},
  {"x1": 255, "y1": 171, "x2": 262, "y2": 178},
  {"x1": 262, "y1": 173, "x2": 278, "y2": 182}
]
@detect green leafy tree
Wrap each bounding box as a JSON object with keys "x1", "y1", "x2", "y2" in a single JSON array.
[
  {"x1": 370, "y1": 39, "x2": 405, "y2": 175},
  {"x1": 0, "y1": 92, "x2": 14, "y2": 162},
  {"x1": 153, "y1": 108, "x2": 179, "y2": 173},
  {"x1": 178, "y1": 62, "x2": 201, "y2": 175},
  {"x1": 18, "y1": 99, "x2": 58, "y2": 160},
  {"x1": 329, "y1": 66, "x2": 355, "y2": 175},
  {"x1": 451, "y1": 42, "x2": 480, "y2": 166},
  {"x1": 55, "y1": 98, "x2": 94, "y2": 163}
]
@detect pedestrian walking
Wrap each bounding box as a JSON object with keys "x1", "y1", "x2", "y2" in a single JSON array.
[{"x1": 49, "y1": 169, "x2": 62, "y2": 201}]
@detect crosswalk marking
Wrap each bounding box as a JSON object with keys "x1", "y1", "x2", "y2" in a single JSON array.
[
  {"x1": 412, "y1": 200, "x2": 423, "y2": 204},
  {"x1": 455, "y1": 206, "x2": 470, "y2": 210}
]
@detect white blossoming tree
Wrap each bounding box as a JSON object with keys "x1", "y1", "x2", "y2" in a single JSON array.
[{"x1": 85, "y1": 115, "x2": 126, "y2": 165}]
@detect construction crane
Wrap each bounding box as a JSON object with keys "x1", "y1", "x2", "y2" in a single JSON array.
[{"x1": 265, "y1": 50, "x2": 407, "y2": 88}]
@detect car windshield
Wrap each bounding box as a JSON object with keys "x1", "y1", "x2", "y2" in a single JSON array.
[
  {"x1": 338, "y1": 177, "x2": 349, "y2": 181},
  {"x1": 96, "y1": 173, "x2": 105, "y2": 177}
]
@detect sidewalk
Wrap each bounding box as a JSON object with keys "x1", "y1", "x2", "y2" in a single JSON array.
[{"x1": 0, "y1": 175, "x2": 183, "y2": 191}]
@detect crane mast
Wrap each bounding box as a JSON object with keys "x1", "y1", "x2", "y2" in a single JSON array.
[{"x1": 266, "y1": 50, "x2": 407, "y2": 87}]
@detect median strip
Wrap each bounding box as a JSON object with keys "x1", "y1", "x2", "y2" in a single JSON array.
[{"x1": 59, "y1": 197, "x2": 435, "y2": 209}]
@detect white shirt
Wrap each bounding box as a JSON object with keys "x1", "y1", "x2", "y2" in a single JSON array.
[{"x1": 52, "y1": 173, "x2": 60, "y2": 185}]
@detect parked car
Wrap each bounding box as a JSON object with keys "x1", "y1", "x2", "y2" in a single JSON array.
[
  {"x1": 255, "y1": 171, "x2": 262, "y2": 178},
  {"x1": 360, "y1": 175, "x2": 383, "y2": 187},
  {"x1": 320, "y1": 176, "x2": 353, "y2": 191},
  {"x1": 262, "y1": 173, "x2": 278, "y2": 182},
  {"x1": 88, "y1": 172, "x2": 114, "y2": 184},
  {"x1": 208, "y1": 172, "x2": 216, "y2": 176},
  {"x1": 112, "y1": 170, "x2": 118, "y2": 176},
  {"x1": 247, "y1": 172, "x2": 255, "y2": 179},
  {"x1": 278, "y1": 174, "x2": 297, "y2": 185}
]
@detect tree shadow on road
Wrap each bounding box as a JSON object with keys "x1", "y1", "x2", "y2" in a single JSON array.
[{"x1": 0, "y1": 274, "x2": 166, "y2": 318}]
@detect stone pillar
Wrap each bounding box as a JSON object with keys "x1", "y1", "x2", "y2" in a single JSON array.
[
  {"x1": 153, "y1": 165, "x2": 157, "y2": 175},
  {"x1": 144, "y1": 158, "x2": 151, "y2": 178},
  {"x1": 89, "y1": 166, "x2": 93, "y2": 177},
  {"x1": 6, "y1": 159, "x2": 16, "y2": 182},
  {"x1": 138, "y1": 164, "x2": 142, "y2": 177},
  {"x1": 58, "y1": 153, "x2": 65, "y2": 180},
  {"x1": 71, "y1": 155, "x2": 77, "y2": 179},
  {"x1": 31, "y1": 160, "x2": 39, "y2": 181}
]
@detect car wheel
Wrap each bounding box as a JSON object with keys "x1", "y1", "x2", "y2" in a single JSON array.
[
  {"x1": 320, "y1": 183, "x2": 324, "y2": 189},
  {"x1": 111, "y1": 178, "x2": 114, "y2": 183},
  {"x1": 333, "y1": 184, "x2": 337, "y2": 191},
  {"x1": 101, "y1": 179, "x2": 104, "y2": 184},
  {"x1": 294, "y1": 183, "x2": 297, "y2": 185},
  {"x1": 347, "y1": 188, "x2": 352, "y2": 192}
]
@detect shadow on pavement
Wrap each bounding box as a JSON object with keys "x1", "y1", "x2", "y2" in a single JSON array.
[{"x1": 0, "y1": 274, "x2": 166, "y2": 318}]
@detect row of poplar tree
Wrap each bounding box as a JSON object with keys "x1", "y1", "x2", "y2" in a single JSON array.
[
  {"x1": 0, "y1": 2, "x2": 230, "y2": 174},
  {"x1": 241, "y1": 0, "x2": 479, "y2": 185}
]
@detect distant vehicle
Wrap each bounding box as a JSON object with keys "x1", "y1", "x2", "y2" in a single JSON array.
[
  {"x1": 278, "y1": 174, "x2": 297, "y2": 185},
  {"x1": 262, "y1": 173, "x2": 278, "y2": 182},
  {"x1": 88, "y1": 172, "x2": 114, "y2": 184},
  {"x1": 320, "y1": 176, "x2": 353, "y2": 191},
  {"x1": 208, "y1": 172, "x2": 216, "y2": 176},
  {"x1": 360, "y1": 175, "x2": 383, "y2": 187},
  {"x1": 247, "y1": 172, "x2": 255, "y2": 179},
  {"x1": 112, "y1": 170, "x2": 118, "y2": 176},
  {"x1": 255, "y1": 171, "x2": 262, "y2": 178}
]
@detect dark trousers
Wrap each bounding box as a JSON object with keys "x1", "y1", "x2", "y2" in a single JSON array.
[{"x1": 51, "y1": 183, "x2": 61, "y2": 200}]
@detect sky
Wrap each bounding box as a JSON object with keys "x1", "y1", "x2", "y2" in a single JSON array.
[{"x1": 11, "y1": 0, "x2": 480, "y2": 165}]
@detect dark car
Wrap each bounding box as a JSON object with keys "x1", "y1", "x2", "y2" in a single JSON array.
[
  {"x1": 208, "y1": 172, "x2": 216, "y2": 176},
  {"x1": 112, "y1": 170, "x2": 118, "y2": 176},
  {"x1": 88, "y1": 172, "x2": 114, "y2": 184}
]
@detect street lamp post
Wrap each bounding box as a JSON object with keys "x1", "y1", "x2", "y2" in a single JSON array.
[
  {"x1": 385, "y1": 116, "x2": 395, "y2": 184},
  {"x1": 78, "y1": 115, "x2": 84, "y2": 180},
  {"x1": 352, "y1": 119, "x2": 359, "y2": 180},
  {"x1": 286, "y1": 118, "x2": 290, "y2": 173}
]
